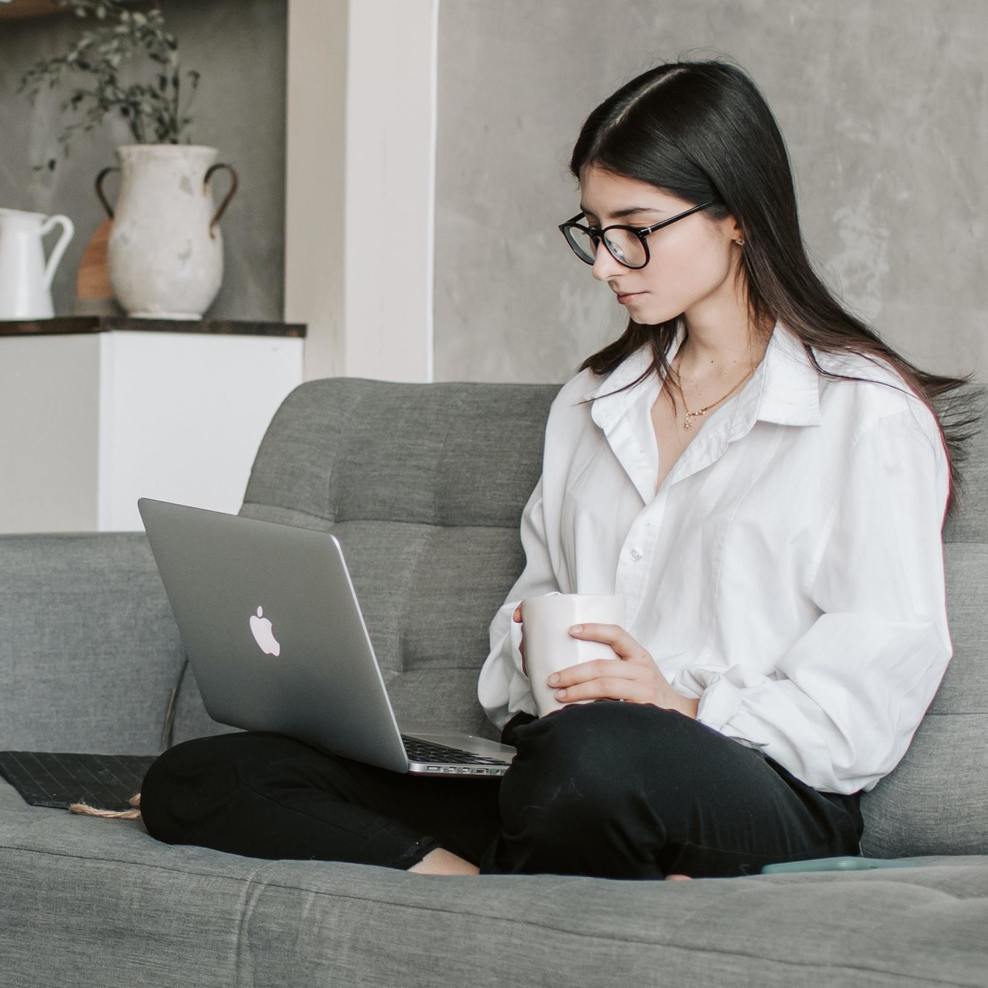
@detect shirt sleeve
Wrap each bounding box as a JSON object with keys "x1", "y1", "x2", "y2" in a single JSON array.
[
  {"x1": 679, "y1": 408, "x2": 954, "y2": 794},
  {"x1": 477, "y1": 472, "x2": 563, "y2": 731}
]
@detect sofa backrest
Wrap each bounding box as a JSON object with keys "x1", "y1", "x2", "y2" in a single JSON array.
[{"x1": 173, "y1": 377, "x2": 987, "y2": 858}]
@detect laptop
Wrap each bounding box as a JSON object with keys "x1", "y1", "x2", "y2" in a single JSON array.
[{"x1": 137, "y1": 497, "x2": 517, "y2": 777}]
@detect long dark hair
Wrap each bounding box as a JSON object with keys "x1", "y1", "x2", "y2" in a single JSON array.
[{"x1": 568, "y1": 58, "x2": 981, "y2": 522}]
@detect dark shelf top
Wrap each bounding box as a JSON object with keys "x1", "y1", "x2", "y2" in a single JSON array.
[
  {"x1": 0, "y1": 0, "x2": 63, "y2": 20},
  {"x1": 0, "y1": 316, "x2": 307, "y2": 338}
]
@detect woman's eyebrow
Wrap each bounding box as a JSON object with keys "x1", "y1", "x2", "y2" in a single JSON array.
[{"x1": 579, "y1": 204, "x2": 663, "y2": 219}]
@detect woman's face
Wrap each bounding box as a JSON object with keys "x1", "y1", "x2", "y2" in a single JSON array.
[{"x1": 576, "y1": 164, "x2": 742, "y2": 324}]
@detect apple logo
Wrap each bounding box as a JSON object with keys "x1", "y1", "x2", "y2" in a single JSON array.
[{"x1": 249, "y1": 605, "x2": 281, "y2": 656}]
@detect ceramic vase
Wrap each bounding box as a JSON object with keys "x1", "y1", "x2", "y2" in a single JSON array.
[{"x1": 96, "y1": 144, "x2": 239, "y2": 319}]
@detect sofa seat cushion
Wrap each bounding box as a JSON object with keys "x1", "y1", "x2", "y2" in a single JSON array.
[
  {"x1": 0, "y1": 796, "x2": 986, "y2": 986},
  {"x1": 0, "y1": 778, "x2": 45, "y2": 815}
]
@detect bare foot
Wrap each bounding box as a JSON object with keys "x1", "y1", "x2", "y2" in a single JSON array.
[
  {"x1": 408, "y1": 847, "x2": 480, "y2": 875},
  {"x1": 665, "y1": 873, "x2": 693, "y2": 881}
]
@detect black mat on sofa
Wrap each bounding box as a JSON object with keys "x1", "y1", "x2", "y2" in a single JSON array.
[{"x1": 0, "y1": 751, "x2": 157, "y2": 811}]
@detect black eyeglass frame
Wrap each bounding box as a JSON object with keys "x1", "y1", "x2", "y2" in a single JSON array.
[{"x1": 558, "y1": 200, "x2": 720, "y2": 269}]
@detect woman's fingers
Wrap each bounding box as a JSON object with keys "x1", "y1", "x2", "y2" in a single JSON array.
[
  {"x1": 512, "y1": 606, "x2": 527, "y2": 676},
  {"x1": 568, "y1": 623, "x2": 652, "y2": 663}
]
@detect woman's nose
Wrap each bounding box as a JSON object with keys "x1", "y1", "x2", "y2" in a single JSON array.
[{"x1": 590, "y1": 239, "x2": 624, "y2": 281}]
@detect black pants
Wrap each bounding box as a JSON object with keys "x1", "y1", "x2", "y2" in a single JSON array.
[{"x1": 140, "y1": 699, "x2": 864, "y2": 879}]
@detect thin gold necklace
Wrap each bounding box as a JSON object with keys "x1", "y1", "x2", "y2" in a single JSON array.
[{"x1": 678, "y1": 360, "x2": 760, "y2": 431}]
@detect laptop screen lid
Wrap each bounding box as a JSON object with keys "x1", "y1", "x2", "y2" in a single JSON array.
[{"x1": 137, "y1": 497, "x2": 514, "y2": 774}]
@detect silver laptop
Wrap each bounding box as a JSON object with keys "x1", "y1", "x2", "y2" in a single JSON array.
[{"x1": 137, "y1": 497, "x2": 516, "y2": 777}]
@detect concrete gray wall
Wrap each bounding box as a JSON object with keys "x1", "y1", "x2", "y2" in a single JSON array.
[
  {"x1": 0, "y1": 0, "x2": 286, "y2": 321},
  {"x1": 5, "y1": 1, "x2": 984, "y2": 381},
  {"x1": 434, "y1": 0, "x2": 986, "y2": 385}
]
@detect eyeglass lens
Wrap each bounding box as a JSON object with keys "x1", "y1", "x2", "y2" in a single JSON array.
[{"x1": 564, "y1": 225, "x2": 646, "y2": 267}]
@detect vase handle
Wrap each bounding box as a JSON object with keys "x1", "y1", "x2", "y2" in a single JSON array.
[
  {"x1": 204, "y1": 163, "x2": 239, "y2": 239},
  {"x1": 95, "y1": 166, "x2": 120, "y2": 219}
]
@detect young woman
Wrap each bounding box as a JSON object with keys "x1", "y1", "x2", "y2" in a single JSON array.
[{"x1": 140, "y1": 58, "x2": 978, "y2": 880}]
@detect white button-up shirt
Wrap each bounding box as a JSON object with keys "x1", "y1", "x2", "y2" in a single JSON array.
[{"x1": 477, "y1": 319, "x2": 953, "y2": 795}]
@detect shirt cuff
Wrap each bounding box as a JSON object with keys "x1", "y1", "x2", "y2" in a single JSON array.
[{"x1": 694, "y1": 671, "x2": 744, "y2": 732}]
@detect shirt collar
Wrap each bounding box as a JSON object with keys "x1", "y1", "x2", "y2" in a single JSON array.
[{"x1": 585, "y1": 318, "x2": 822, "y2": 436}]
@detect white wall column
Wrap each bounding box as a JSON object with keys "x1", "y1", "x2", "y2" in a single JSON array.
[
  {"x1": 286, "y1": 0, "x2": 438, "y2": 383},
  {"x1": 285, "y1": 0, "x2": 348, "y2": 382}
]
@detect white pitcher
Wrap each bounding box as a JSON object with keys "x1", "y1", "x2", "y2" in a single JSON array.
[
  {"x1": 0, "y1": 207, "x2": 75, "y2": 320},
  {"x1": 96, "y1": 144, "x2": 239, "y2": 319}
]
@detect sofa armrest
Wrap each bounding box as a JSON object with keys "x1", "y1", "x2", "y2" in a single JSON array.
[{"x1": 0, "y1": 532, "x2": 186, "y2": 754}]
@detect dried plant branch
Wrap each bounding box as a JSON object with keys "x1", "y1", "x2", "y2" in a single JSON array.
[{"x1": 17, "y1": 0, "x2": 201, "y2": 172}]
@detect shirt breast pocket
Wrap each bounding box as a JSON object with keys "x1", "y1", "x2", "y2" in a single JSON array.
[{"x1": 558, "y1": 442, "x2": 641, "y2": 590}]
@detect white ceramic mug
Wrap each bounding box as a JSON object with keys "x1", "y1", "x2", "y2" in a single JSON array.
[{"x1": 520, "y1": 593, "x2": 626, "y2": 716}]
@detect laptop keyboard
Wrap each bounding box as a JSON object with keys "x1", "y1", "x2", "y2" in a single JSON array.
[{"x1": 400, "y1": 735, "x2": 508, "y2": 765}]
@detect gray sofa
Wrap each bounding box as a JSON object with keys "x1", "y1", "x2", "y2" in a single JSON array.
[{"x1": 2, "y1": 376, "x2": 987, "y2": 987}]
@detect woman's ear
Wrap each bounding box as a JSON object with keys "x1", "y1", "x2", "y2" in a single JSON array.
[{"x1": 717, "y1": 212, "x2": 743, "y2": 244}]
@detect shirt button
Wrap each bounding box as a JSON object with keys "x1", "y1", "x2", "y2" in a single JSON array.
[{"x1": 629, "y1": 547, "x2": 642, "y2": 561}]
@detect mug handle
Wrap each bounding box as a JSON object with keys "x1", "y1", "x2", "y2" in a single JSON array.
[
  {"x1": 204, "y1": 163, "x2": 239, "y2": 239},
  {"x1": 95, "y1": 166, "x2": 120, "y2": 219},
  {"x1": 38, "y1": 214, "x2": 75, "y2": 290}
]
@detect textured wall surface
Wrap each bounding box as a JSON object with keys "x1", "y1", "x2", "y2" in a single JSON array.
[
  {"x1": 435, "y1": 0, "x2": 986, "y2": 385},
  {"x1": 0, "y1": 0, "x2": 286, "y2": 321}
]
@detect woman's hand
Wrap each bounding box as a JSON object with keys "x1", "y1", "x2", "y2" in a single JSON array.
[
  {"x1": 548, "y1": 622, "x2": 700, "y2": 718},
  {"x1": 511, "y1": 608, "x2": 697, "y2": 717}
]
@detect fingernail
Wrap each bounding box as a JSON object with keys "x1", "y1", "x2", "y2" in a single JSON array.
[
  {"x1": 570, "y1": 624, "x2": 583, "y2": 633},
  {"x1": 548, "y1": 673, "x2": 560, "y2": 685}
]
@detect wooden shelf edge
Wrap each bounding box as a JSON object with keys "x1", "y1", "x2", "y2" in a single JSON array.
[
  {"x1": 0, "y1": 0, "x2": 67, "y2": 21},
  {"x1": 0, "y1": 316, "x2": 308, "y2": 338}
]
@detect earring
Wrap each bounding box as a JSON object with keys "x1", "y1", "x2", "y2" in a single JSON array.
[{"x1": 735, "y1": 237, "x2": 745, "y2": 247}]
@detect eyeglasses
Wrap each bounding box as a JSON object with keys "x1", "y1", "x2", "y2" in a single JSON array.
[{"x1": 558, "y1": 200, "x2": 718, "y2": 269}]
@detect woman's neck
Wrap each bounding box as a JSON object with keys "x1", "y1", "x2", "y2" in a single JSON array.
[{"x1": 676, "y1": 313, "x2": 775, "y2": 384}]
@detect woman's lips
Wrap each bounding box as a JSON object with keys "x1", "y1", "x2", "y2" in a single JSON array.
[{"x1": 617, "y1": 292, "x2": 644, "y2": 303}]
